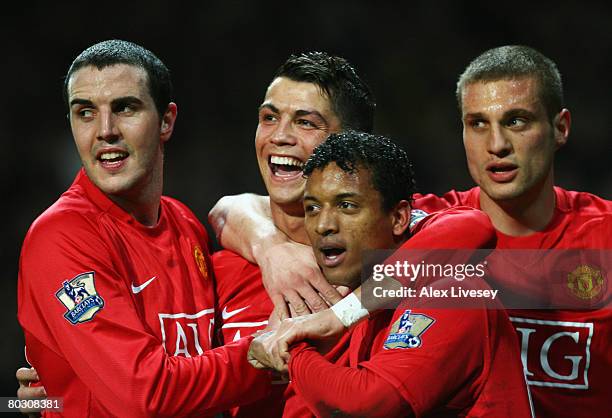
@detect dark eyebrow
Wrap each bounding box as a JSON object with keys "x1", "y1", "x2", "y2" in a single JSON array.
[
  {"x1": 295, "y1": 109, "x2": 327, "y2": 124},
  {"x1": 259, "y1": 103, "x2": 279, "y2": 113},
  {"x1": 303, "y1": 192, "x2": 360, "y2": 203},
  {"x1": 69, "y1": 96, "x2": 144, "y2": 108},
  {"x1": 111, "y1": 96, "x2": 144, "y2": 108},
  {"x1": 259, "y1": 103, "x2": 328, "y2": 124},
  {"x1": 462, "y1": 111, "x2": 485, "y2": 121},
  {"x1": 464, "y1": 108, "x2": 537, "y2": 121},
  {"x1": 503, "y1": 108, "x2": 536, "y2": 119},
  {"x1": 335, "y1": 192, "x2": 359, "y2": 200},
  {"x1": 70, "y1": 98, "x2": 93, "y2": 107}
]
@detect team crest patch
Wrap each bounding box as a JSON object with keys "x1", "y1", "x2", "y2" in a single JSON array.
[
  {"x1": 384, "y1": 309, "x2": 435, "y2": 349},
  {"x1": 194, "y1": 245, "x2": 208, "y2": 279},
  {"x1": 55, "y1": 272, "x2": 105, "y2": 324},
  {"x1": 567, "y1": 265, "x2": 605, "y2": 300}
]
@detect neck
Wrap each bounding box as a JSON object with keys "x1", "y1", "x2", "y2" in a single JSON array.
[
  {"x1": 479, "y1": 172, "x2": 556, "y2": 236},
  {"x1": 270, "y1": 200, "x2": 309, "y2": 245},
  {"x1": 109, "y1": 166, "x2": 164, "y2": 227},
  {"x1": 110, "y1": 193, "x2": 161, "y2": 226}
]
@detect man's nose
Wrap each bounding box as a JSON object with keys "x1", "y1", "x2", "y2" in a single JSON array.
[
  {"x1": 270, "y1": 118, "x2": 297, "y2": 146},
  {"x1": 487, "y1": 124, "x2": 512, "y2": 157},
  {"x1": 96, "y1": 110, "x2": 120, "y2": 142}
]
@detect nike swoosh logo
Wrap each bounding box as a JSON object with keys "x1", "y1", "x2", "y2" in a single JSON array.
[
  {"x1": 131, "y1": 276, "x2": 157, "y2": 294},
  {"x1": 221, "y1": 305, "x2": 249, "y2": 320}
]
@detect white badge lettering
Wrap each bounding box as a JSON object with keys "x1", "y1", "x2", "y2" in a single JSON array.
[{"x1": 541, "y1": 332, "x2": 582, "y2": 381}]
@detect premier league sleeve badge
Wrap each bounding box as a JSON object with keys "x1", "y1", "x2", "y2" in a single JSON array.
[
  {"x1": 384, "y1": 309, "x2": 435, "y2": 349},
  {"x1": 55, "y1": 272, "x2": 105, "y2": 324}
]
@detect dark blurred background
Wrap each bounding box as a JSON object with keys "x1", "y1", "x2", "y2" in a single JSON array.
[{"x1": 1, "y1": 0, "x2": 610, "y2": 404}]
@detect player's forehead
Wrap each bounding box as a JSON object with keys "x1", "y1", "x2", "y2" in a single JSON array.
[
  {"x1": 461, "y1": 76, "x2": 542, "y2": 117},
  {"x1": 261, "y1": 77, "x2": 335, "y2": 116},
  {"x1": 68, "y1": 64, "x2": 151, "y2": 103},
  {"x1": 306, "y1": 163, "x2": 375, "y2": 200}
]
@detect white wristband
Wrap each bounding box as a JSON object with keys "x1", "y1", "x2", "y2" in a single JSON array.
[{"x1": 331, "y1": 292, "x2": 370, "y2": 328}]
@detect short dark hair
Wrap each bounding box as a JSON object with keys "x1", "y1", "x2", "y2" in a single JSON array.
[
  {"x1": 303, "y1": 131, "x2": 416, "y2": 211},
  {"x1": 274, "y1": 52, "x2": 376, "y2": 133},
  {"x1": 456, "y1": 45, "x2": 564, "y2": 119},
  {"x1": 64, "y1": 39, "x2": 173, "y2": 117}
]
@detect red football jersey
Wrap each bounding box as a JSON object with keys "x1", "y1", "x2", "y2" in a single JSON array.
[
  {"x1": 213, "y1": 250, "x2": 274, "y2": 344},
  {"x1": 284, "y1": 208, "x2": 532, "y2": 417},
  {"x1": 284, "y1": 311, "x2": 400, "y2": 418},
  {"x1": 287, "y1": 306, "x2": 531, "y2": 417},
  {"x1": 213, "y1": 250, "x2": 285, "y2": 418},
  {"x1": 18, "y1": 170, "x2": 270, "y2": 417},
  {"x1": 412, "y1": 187, "x2": 612, "y2": 418}
]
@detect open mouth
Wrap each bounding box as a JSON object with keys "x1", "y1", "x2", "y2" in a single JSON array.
[
  {"x1": 98, "y1": 150, "x2": 129, "y2": 169},
  {"x1": 320, "y1": 246, "x2": 347, "y2": 267},
  {"x1": 269, "y1": 155, "x2": 304, "y2": 179},
  {"x1": 486, "y1": 162, "x2": 518, "y2": 182},
  {"x1": 488, "y1": 165, "x2": 516, "y2": 173}
]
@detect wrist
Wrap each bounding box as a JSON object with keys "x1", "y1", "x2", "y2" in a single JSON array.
[
  {"x1": 330, "y1": 293, "x2": 370, "y2": 328},
  {"x1": 252, "y1": 231, "x2": 287, "y2": 265}
]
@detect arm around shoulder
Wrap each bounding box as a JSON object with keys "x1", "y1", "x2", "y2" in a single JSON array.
[{"x1": 208, "y1": 193, "x2": 278, "y2": 261}]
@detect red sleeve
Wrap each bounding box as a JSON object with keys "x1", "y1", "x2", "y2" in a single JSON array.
[
  {"x1": 377, "y1": 207, "x2": 495, "y2": 290},
  {"x1": 408, "y1": 206, "x2": 495, "y2": 249},
  {"x1": 289, "y1": 307, "x2": 522, "y2": 418},
  {"x1": 357, "y1": 307, "x2": 490, "y2": 417},
  {"x1": 411, "y1": 190, "x2": 471, "y2": 213},
  {"x1": 18, "y1": 212, "x2": 270, "y2": 417},
  {"x1": 288, "y1": 344, "x2": 412, "y2": 418}
]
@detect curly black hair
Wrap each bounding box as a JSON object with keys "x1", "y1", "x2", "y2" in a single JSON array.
[
  {"x1": 274, "y1": 52, "x2": 375, "y2": 133},
  {"x1": 303, "y1": 131, "x2": 417, "y2": 211}
]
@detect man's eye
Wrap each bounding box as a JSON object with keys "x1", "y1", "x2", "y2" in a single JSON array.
[
  {"x1": 297, "y1": 119, "x2": 316, "y2": 128},
  {"x1": 507, "y1": 117, "x2": 527, "y2": 128},
  {"x1": 304, "y1": 204, "x2": 320, "y2": 215},
  {"x1": 118, "y1": 105, "x2": 136, "y2": 114},
  {"x1": 469, "y1": 120, "x2": 486, "y2": 129},
  {"x1": 78, "y1": 109, "x2": 94, "y2": 118},
  {"x1": 260, "y1": 113, "x2": 277, "y2": 123},
  {"x1": 339, "y1": 201, "x2": 357, "y2": 210}
]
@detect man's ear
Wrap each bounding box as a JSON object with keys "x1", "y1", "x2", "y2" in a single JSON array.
[
  {"x1": 391, "y1": 200, "x2": 411, "y2": 238},
  {"x1": 160, "y1": 102, "x2": 178, "y2": 143},
  {"x1": 553, "y1": 108, "x2": 570, "y2": 150}
]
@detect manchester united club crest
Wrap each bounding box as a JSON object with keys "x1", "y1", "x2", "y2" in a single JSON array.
[
  {"x1": 384, "y1": 309, "x2": 435, "y2": 349},
  {"x1": 194, "y1": 245, "x2": 208, "y2": 279},
  {"x1": 567, "y1": 265, "x2": 605, "y2": 300},
  {"x1": 55, "y1": 272, "x2": 105, "y2": 324}
]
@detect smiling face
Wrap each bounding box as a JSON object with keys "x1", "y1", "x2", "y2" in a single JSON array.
[
  {"x1": 461, "y1": 77, "x2": 569, "y2": 204},
  {"x1": 255, "y1": 77, "x2": 342, "y2": 212},
  {"x1": 304, "y1": 163, "x2": 408, "y2": 288},
  {"x1": 68, "y1": 64, "x2": 176, "y2": 207}
]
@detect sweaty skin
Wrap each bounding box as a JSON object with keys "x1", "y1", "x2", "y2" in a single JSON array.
[{"x1": 461, "y1": 78, "x2": 569, "y2": 235}]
